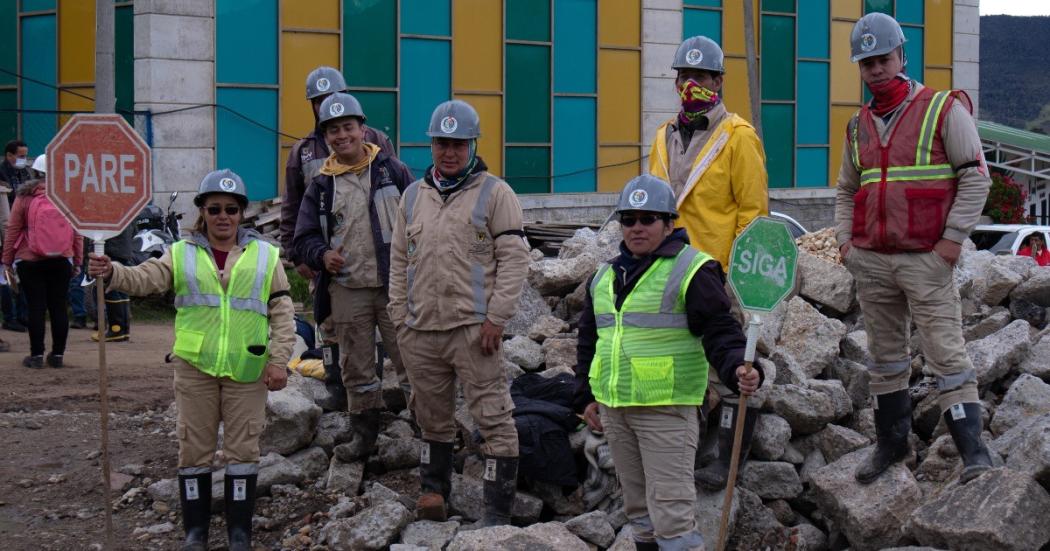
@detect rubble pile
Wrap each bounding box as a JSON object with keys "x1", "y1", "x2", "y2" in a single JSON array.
[
  {"x1": 125, "y1": 229, "x2": 1050, "y2": 550},
  {"x1": 797, "y1": 227, "x2": 841, "y2": 265}
]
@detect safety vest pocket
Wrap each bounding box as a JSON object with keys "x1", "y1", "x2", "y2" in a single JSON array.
[
  {"x1": 630, "y1": 356, "x2": 675, "y2": 403},
  {"x1": 173, "y1": 330, "x2": 206, "y2": 366},
  {"x1": 851, "y1": 186, "x2": 870, "y2": 239},
  {"x1": 231, "y1": 345, "x2": 269, "y2": 383},
  {"x1": 905, "y1": 187, "x2": 948, "y2": 243},
  {"x1": 588, "y1": 356, "x2": 602, "y2": 388}
]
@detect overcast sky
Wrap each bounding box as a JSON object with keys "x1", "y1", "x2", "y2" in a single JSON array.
[{"x1": 980, "y1": 0, "x2": 1050, "y2": 16}]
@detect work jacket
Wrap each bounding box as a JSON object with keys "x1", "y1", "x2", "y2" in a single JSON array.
[
  {"x1": 108, "y1": 229, "x2": 295, "y2": 379},
  {"x1": 387, "y1": 160, "x2": 530, "y2": 331},
  {"x1": 649, "y1": 114, "x2": 769, "y2": 270}
]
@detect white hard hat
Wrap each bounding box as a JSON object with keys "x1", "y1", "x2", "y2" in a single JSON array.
[{"x1": 31, "y1": 154, "x2": 46, "y2": 174}]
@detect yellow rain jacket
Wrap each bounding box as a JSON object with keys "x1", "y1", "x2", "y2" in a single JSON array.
[{"x1": 649, "y1": 114, "x2": 769, "y2": 270}]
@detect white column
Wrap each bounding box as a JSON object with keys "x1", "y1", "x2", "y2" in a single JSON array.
[
  {"x1": 952, "y1": 0, "x2": 981, "y2": 116},
  {"x1": 641, "y1": 0, "x2": 683, "y2": 150}
]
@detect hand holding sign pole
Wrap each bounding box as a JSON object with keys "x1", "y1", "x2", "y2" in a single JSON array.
[
  {"x1": 46, "y1": 114, "x2": 152, "y2": 547},
  {"x1": 717, "y1": 216, "x2": 799, "y2": 551}
]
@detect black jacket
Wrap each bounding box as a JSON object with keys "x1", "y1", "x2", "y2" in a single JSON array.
[
  {"x1": 292, "y1": 150, "x2": 412, "y2": 324},
  {"x1": 511, "y1": 373, "x2": 580, "y2": 489},
  {"x1": 573, "y1": 229, "x2": 758, "y2": 412}
]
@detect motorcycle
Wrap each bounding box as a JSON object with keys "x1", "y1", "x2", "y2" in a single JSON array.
[{"x1": 132, "y1": 191, "x2": 182, "y2": 265}]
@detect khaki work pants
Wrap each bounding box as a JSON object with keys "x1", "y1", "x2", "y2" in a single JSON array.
[
  {"x1": 397, "y1": 323, "x2": 518, "y2": 457},
  {"x1": 844, "y1": 246, "x2": 979, "y2": 411},
  {"x1": 329, "y1": 284, "x2": 409, "y2": 413},
  {"x1": 174, "y1": 359, "x2": 268, "y2": 468},
  {"x1": 600, "y1": 405, "x2": 705, "y2": 549}
]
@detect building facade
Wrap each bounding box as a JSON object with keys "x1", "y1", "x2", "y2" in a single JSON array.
[{"x1": 2, "y1": 0, "x2": 981, "y2": 229}]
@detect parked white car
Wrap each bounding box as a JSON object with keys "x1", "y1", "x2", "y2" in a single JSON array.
[{"x1": 970, "y1": 224, "x2": 1050, "y2": 255}]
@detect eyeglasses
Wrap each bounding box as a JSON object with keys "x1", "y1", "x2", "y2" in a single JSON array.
[
  {"x1": 620, "y1": 214, "x2": 663, "y2": 227},
  {"x1": 205, "y1": 205, "x2": 241, "y2": 216}
]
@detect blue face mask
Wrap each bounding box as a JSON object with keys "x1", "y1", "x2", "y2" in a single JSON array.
[{"x1": 13, "y1": 157, "x2": 26, "y2": 169}]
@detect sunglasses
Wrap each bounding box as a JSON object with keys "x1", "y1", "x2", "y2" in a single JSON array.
[
  {"x1": 205, "y1": 205, "x2": 241, "y2": 216},
  {"x1": 620, "y1": 214, "x2": 664, "y2": 227}
]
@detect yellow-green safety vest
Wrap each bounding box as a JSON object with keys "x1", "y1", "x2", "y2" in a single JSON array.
[
  {"x1": 589, "y1": 246, "x2": 712, "y2": 407},
  {"x1": 171, "y1": 239, "x2": 279, "y2": 382}
]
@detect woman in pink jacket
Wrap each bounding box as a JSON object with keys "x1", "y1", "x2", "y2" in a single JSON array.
[{"x1": 2, "y1": 175, "x2": 83, "y2": 368}]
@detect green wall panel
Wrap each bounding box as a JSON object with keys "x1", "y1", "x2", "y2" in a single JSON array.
[
  {"x1": 903, "y1": 26, "x2": 924, "y2": 83},
  {"x1": 401, "y1": 0, "x2": 450, "y2": 36},
  {"x1": 761, "y1": 15, "x2": 795, "y2": 100},
  {"x1": 864, "y1": 0, "x2": 893, "y2": 15},
  {"x1": 798, "y1": 0, "x2": 828, "y2": 59},
  {"x1": 505, "y1": 44, "x2": 550, "y2": 143},
  {"x1": 762, "y1": 0, "x2": 795, "y2": 13},
  {"x1": 344, "y1": 0, "x2": 396, "y2": 87},
  {"x1": 399, "y1": 145, "x2": 432, "y2": 175},
  {"x1": 353, "y1": 91, "x2": 397, "y2": 154},
  {"x1": 897, "y1": 1, "x2": 924, "y2": 24},
  {"x1": 797, "y1": 62, "x2": 828, "y2": 144},
  {"x1": 554, "y1": 0, "x2": 595, "y2": 93},
  {"x1": 761, "y1": 104, "x2": 793, "y2": 188},
  {"x1": 796, "y1": 147, "x2": 828, "y2": 187},
  {"x1": 115, "y1": 4, "x2": 134, "y2": 122},
  {"x1": 0, "y1": 90, "x2": 16, "y2": 146},
  {"x1": 684, "y1": 0, "x2": 721, "y2": 6},
  {"x1": 506, "y1": 146, "x2": 550, "y2": 194},
  {"x1": 0, "y1": 0, "x2": 15, "y2": 86},
  {"x1": 507, "y1": 0, "x2": 550, "y2": 42},
  {"x1": 553, "y1": 97, "x2": 595, "y2": 193},
  {"x1": 20, "y1": 14, "x2": 56, "y2": 154},
  {"x1": 217, "y1": 0, "x2": 277, "y2": 84},
  {"x1": 683, "y1": 8, "x2": 721, "y2": 45},
  {"x1": 216, "y1": 87, "x2": 278, "y2": 200},
  {"x1": 21, "y1": 0, "x2": 54, "y2": 11},
  {"x1": 399, "y1": 38, "x2": 449, "y2": 143}
]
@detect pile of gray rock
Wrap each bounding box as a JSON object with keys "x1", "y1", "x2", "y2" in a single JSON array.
[{"x1": 137, "y1": 228, "x2": 1050, "y2": 550}]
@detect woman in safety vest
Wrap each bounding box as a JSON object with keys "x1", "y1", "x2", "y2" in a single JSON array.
[
  {"x1": 88, "y1": 169, "x2": 295, "y2": 551},
  {"x1": 573, "y1": 175, "x2": 761, "y2": 551}
]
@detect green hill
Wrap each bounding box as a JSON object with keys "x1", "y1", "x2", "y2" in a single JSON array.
[{"x1": 980, "y1": 15, "x2": 1050, "y2": 132}]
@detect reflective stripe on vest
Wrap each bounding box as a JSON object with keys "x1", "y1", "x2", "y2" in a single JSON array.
[
  {"x1": 171, "y1": 239, "x2": 278, "y2": 382},
  {"x1": 589, "y1": 247, "x2": 711, "y2": 407},
  {"x1": 403, "y1": 175, "x2": 498, "y2": 324}
]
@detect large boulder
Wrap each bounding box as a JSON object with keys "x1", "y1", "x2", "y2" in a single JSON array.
[
  {"x1": 833, "y1": 358, "x2": 872, "y2": 410},
  {"x1": 992, "y1": 413, "x2": 1050, "y2": 489},
  {"x1": 756, "y1": 301, "x2": 788, "y2": 356},
  {"x1": 818, "y1": 424, "x2": 870, "y2": 463},
  {"x1": 542, "y1": 336, "x2": 577, "y2": 369},
  {"x1": 503, "y1": 335, "x2": 544, "y2": 370},
  {"x1": 529, "y1": 253, "x2": 604, "y2": 296},
  {"x1": 1010, "y1": 269, "x2": 1050, "y2": 307},
  {"x1": 777, "y1": 297, "x2": 848, "y2": 377},
  {"x1": 766, "y1": 384, "x2": 839, "y2": 434},
  {"x1": 798, "y1": 251, "x2": 856, "y2": 314},
  {"x1": 967, "y1": 319, "x2": 1032, "y2": 386},
  {"x1": 695, "y1": 486, "x2": 740, "y2": 546},
  {"x1": 527, "y1": 315, "x2": 569, "y2": 343},
  {"x1": 373, "y1": 434, "x2": 423, "y2": 471},
  {"x1": 739, "y1": 461, "x2": 803, "y2": 500},
  {"x1": 809, "y1": 449, "x2": 922, "y2": 550},
  {"x1": 448, "y1": 473, "x2": 543, "y2": 523},
  {"x1": 993, "y1": 255, "x2": 1039, "y2": 280},
  {"x1": 311, "y1": 412, "x2": 356, "y2": 454},
  {"x1": 259, "y1": 385, "x2": 323, "y2": 455},
  {"x1": 1019, "y1": 332, "x2": 1050, "y2": 381},
  {"x1": 257, "y1": 454, "x2": 306, "y2": 495},
  {"x1": 963, "y1": 308, "x2": 1011, "y2": 342},
  {"x1": 400, "y1": 520, "x2": 460, "y2": 550},
  {"x1": 840, "y1": 330, "x2": 872, "y2": 366},
  {"x1": 286, "y1": 446, "x2": 330, "y2": 480},
  {"x1": 807, "y1": 379, "x2": 853, "y2": 420},
  {"x1": 504, "y1": 283, "x2": 553, "y2": 337},
  {"x1": 564, "y1": 511, "x2": 615, "y2": 548},
  {"x1": 447, "y1": 522, "x2": 590, "y2": 551},
  {"x1": 1009, "y1": 298, "x2": 1048, "y2": 329},
  {"x1": 322, "y1": 500, "x2": 414, "y2": 550},
  {"x1": 325, "y1": 457, "x2": 364, "y2": 494},
  {"x1": 974, "y1": 262, "x2": 1024, "y2": 306},
  {"x1": 906, "y1": 468, "x2": 1050, "y2": 551},
  {"x1": 990, "y1": 374, "x2": 1050, "y2": 436}
]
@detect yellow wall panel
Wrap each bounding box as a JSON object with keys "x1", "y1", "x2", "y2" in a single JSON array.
[
  {"x1": 924, "y1": 67, "x2": 952, "y2": 92},
  {"x1": 280, "y1": 32, "x2": 340, "y2": 147},
  {"x1": 454, "y1": 93, "x2": 502, "y2": 177},
  {"x1": 599, "y1": 0, "x2": 640, "y2": 47},
  {"x1": 925, "y1": 0, "x2": 953, "y2": 66},
  {"x1": 58, "y1": 86, "x2": 94, "y2": 127},
  {"x1": 723, "y1": 57, "x2": 752, "y2": 124},
  {"x1": 831, "y1": 21, "x2": 860, "y2": 104},
  {"x1": 831, "y1": 0, "x2": 862, "y2": 19},
  {"x1": 279, "y1": 145, "x2": 292, "y2": 195},
  {"x1": 598, "y1": 50, "x2": 639, "y2": 143},
  {"x1": 59, "y1": 0, "x2": 95, "y2": 84},
  {"x1": 598, "y1": 146, "x2": 641, "y2": 192},
  {"x1": 722, "y1": 2, "x2": 758, "y2": 57},
  {"x1": 453, "y1": 0, "x2": 502, "y2": 92},
  {"x1": 281, "y1": 0, "x2": 339, "y2": 30},
  {"x1": 829, "y1": 105, "x2": 858, "y2": 187}
]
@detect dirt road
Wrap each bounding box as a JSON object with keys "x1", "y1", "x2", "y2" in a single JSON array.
[{"x1": 0, "y1": 322, "x2": 179, "y2": 550}]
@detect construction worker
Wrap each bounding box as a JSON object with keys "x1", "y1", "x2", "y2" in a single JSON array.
[
  {"x1": 835, "y1": 13, "x2": 993, "y2": 484},
  {"x1": 574, "y1": 175, "x2": 759, "y2": 551},
  {"x1": 387, "y1": 100, "x2": 529, "y2": 526},
  {"x1": 279, "y1": 66, "x2": 395, "y2": 404},
  {"x1": 88, "y1": 169, "x2": 295, "y2": 551},
  {"x1": 649, "y1": 35, "x2": 769, "y2": 491},
  {"x1": 292, "y1": 92, "x2": 413, "y2": 455}
]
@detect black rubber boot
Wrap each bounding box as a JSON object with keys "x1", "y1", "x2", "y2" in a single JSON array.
[
  {"x1": 321, "y1": 343, "x2": 348, "y2": 411},
  {"x1": 695, "y1": 400, "x2": 758, "y2": 490},
  {"x1": 416, "y1": 440, "x2": 455, "y2": 521},
  {"x1": 224, "y1": 472, "x2": 257, "y2": 551},
  {"x1": 943, "y1": 402, "x2": 993, "y2": 483},
  {"x1": 479, "y1": 456, "x2": 518, "y2": 527},
  {"x1": 177, "y1": 471, "x2": 211, "y2": 551},
  {"x1": 855, "y1": 389, "x2": 912, "y2": 484},
  {"x1": 354, "y1": 408, "x2": 382, "y2": 456}
]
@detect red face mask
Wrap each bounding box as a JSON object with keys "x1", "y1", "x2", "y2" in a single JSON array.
[{"x1": 867, "y1": 74, "x2": 911, "y2": 117}]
